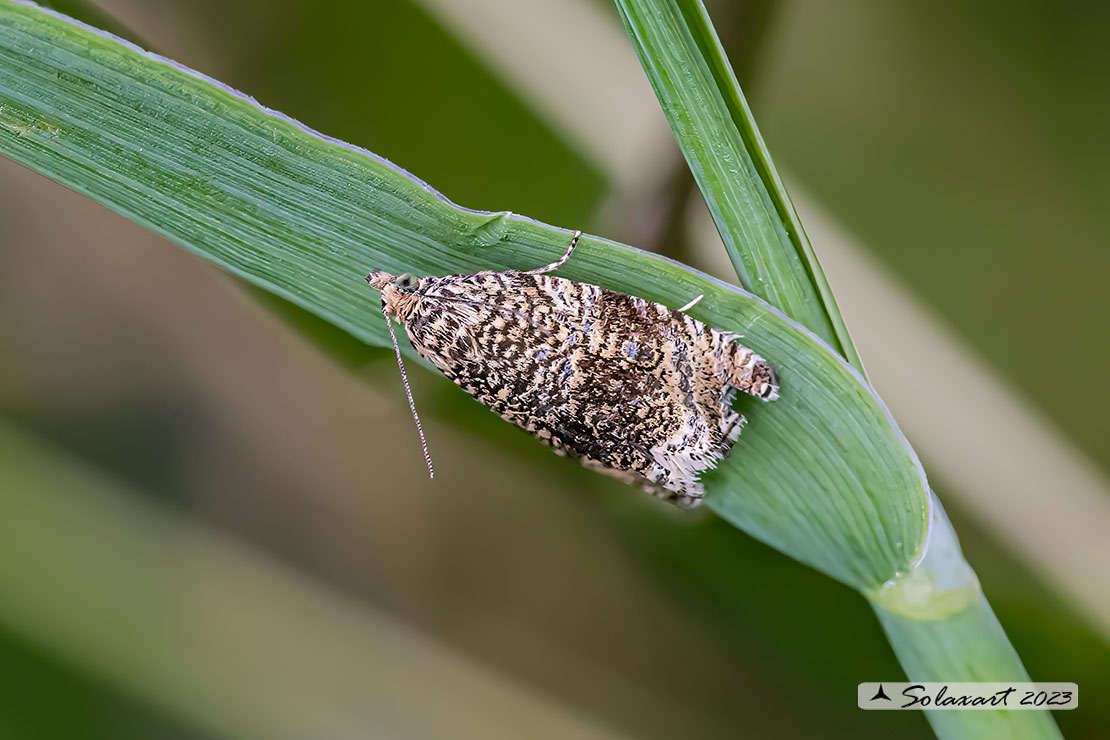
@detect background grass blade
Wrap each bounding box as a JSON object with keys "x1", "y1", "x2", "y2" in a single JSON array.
[
  {"x1": 0, "y1": 420, "x2": 631, "y2": 740},
  {"x1": 0, "y1": 0, "x2": 927, "y2": 590},
  {"x1": 612, "y1": 0, "x2": 862, "y2": 372}
]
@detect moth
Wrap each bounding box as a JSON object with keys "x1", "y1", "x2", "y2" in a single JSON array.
[{"x1": 367, "y1": 231, "x2": 779, "y2": 507}]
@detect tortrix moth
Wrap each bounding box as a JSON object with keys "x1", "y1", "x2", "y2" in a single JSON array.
[{"x1": 367, "y1": 231, "x2": 779, "y2": 507}]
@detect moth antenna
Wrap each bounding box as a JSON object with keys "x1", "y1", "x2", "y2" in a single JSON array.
[
  {"x1": 528, "y1": 230, "x2": 581, "y2": 275},
  {"x1": 383, "y1": 305, "x2": 435, "y2": 479},
  {"x1": 678, "y1": 294, "x2": 704, "y2": 312}
]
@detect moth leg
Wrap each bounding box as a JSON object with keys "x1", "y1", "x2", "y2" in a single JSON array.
[
  {"x1": 677, "y1": 294, "x2": 704, "y2": 312},
  {"x1": 528, "y1": 230, "x2": 582, "y2": 275},
  {"x1": 721, "y1": 343, "x2": 780, "y2": 401}
]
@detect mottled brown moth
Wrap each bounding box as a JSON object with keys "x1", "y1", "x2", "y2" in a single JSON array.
[{"x1": 367, "y1": 231, "x2": 779, "y2": 507}]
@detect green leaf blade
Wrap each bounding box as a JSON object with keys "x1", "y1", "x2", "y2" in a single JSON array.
[
  {"x1": 612, "y1": 0, "x2": 863, "y2": 372},
  {"x1": 0, "y1": 0, "x2": 926, "y2": 590}
]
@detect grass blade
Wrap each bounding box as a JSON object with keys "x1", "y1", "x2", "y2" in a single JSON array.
[
  {"x1": 612, "y1": 0, "x2": 863, "y2": 371},
  {"x1": 0, "y1": 0, "x2": 926, "y2": 590},
  {"x1": 610, "y1": 2, "x2": 1062, "y2": 738}
]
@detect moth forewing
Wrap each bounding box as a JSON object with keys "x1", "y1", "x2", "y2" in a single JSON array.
[{"x1": 367, "y1": 232, "x2": 779, "y2": 507}]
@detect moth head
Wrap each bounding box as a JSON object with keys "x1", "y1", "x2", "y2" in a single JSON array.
[{"x1": 366, "y1": 269, "x2": 422, "y2": 322}]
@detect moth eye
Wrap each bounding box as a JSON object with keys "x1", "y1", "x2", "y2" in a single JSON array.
[{"x1": 396, "y1": 273, "x2": 415, "y2": 289}]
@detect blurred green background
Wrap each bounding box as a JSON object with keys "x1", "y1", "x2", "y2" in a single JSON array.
[{"x1": 0, "y1": 1, "x2": 1106, "y2": 738}]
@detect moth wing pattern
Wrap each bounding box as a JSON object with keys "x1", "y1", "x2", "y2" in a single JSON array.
[{"x1": 396, "y1": 268, "x2": 778, "y2": 507}]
